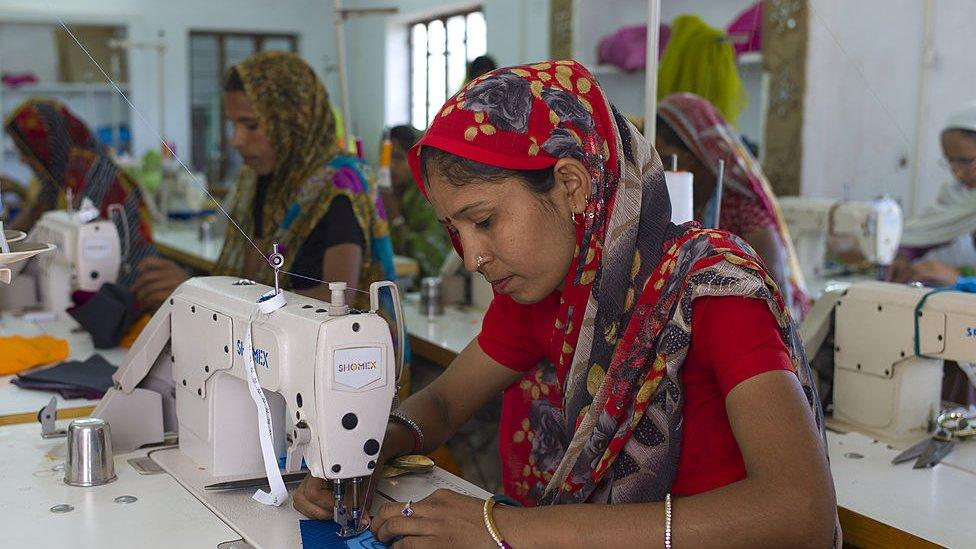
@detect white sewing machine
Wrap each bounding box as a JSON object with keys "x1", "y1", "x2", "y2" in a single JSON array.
[
  {"x1": 802, "y1": 281, "x2": 976, "y2": 445},
  {"x1": 93, "y1": 275, "x2": 403, "y2": 537},
  {"x1": 5, "y1": 208, "x2": 122, "y2": 317},
  {"x1": 779, "y1": 197, "x2": 902, "y2": 283}
]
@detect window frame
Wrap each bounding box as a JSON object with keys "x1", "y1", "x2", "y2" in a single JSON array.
[
  {"x1": 188, "y1": 30, "x2": 299, "y2": 184},
  {"x1": 407, "y1": 7, "x2": 484, "y2": 130}
]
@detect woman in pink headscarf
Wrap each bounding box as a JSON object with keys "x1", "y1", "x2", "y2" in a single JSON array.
[{"x1": 657, "y1": 93, "x2": 809, "y2": 318}]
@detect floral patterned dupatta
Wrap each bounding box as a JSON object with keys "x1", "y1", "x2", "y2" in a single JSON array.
[{"x1": 408, "y1": 61, "x2": 824, "y2": 505}]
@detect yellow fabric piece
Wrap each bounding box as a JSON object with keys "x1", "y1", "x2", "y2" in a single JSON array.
[
  {"x1": 0, "y1": 335, "x2": 69, "y2": 375},
  {"x1": 119, "y1": 314, "x2": 151, "y2": 349},
  {"x1": 657, "y1": 15, "x2": 747, "y2": 124}
]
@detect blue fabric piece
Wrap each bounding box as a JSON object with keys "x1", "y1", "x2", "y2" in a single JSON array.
[
  {"x1": 954, "y1": 276, "x2": 976, "y2": 293},
  {"x1": 299, "y1": 520, "x2": 389, "y2": 548},
  {"x1": 276, "y1": 454, "x2": 307, "y2": 470}
]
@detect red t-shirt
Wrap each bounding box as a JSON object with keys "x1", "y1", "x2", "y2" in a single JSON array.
[{"x1": 478, "y1": 293, "x2": 794, "y2": 501}]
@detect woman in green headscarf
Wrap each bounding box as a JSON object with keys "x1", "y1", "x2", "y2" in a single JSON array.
[{"x1": 134, "y1": 51, "x2": 397, "y2": 310}]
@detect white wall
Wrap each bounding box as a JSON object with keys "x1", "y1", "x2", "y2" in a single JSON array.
[
  {"x1": 802, "y1": 0, "x2": 923, "y2": 205},
  {"x1": 911, "y1": 0, "x2": 976, "y2": 214},
  {"x1": 800, "y1": 0, "x2": 976, "y2": 215},
  {"x1": 0, "y1": 0, "x2": 336, "y2": 166},
  {"x1": 349, "y1": 0, "x2": 550, "y2": 164},
  {"x1": 573, "y1": 0, "x2": 761, "y2": 142}
]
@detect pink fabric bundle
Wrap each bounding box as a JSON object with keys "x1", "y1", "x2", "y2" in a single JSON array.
[
  {"x1": 727, "y1": 2, "x2": 763, "y2": 56},
  {"x1": 596, "y1": 24, "x2": 671, "y2": 72}
]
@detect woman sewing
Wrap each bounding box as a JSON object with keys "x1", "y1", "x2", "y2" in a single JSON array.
[
  {"x1": 655, "y1": 93, "x2": 809, "y2": 319},
  {"x1": 294, "y1": 61, "x2": 838, "y2": 547},
  {"x1": 890, "y1": 101, "x2": 976, "y2": 287},
  {"x1": 132, "y1": 51, "x2": 396, "y2": 310},
  {"x1": 4, "y1": 98, "x2": 157, "y2": 286}
]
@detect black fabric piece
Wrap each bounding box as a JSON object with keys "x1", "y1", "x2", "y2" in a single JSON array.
[
  {"x1": 68, "y1": 282, "x2": 137, "y2": 348},
  {"x1": 16, "y1": 354, "x2": 117, "y2": 398},
  {"x1": 289, "y1": 195, "x2": 365, "y2": 289},
  {"x1": 252, "y1": 174, "x2": 272, "y2": 238},
  {"x1": 10, "y1": 377, "x2": 105, "y2": 400}
]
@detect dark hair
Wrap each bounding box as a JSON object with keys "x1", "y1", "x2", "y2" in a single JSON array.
[
  {"x1": 468, "y1": 55, "x2": 498, "y2": 81},
  {"x1": 419, "y1": 146, "x2": 554, "y2": 195},
  {"x1": 389, "y1": 125, "x2": 420, "y2": 151},
  {"x1": 224, "y1": 67, "x2": 245, "y2": 92},
  {"x1": 655, "y1": 115, "x2": 688, "y2": 152}
]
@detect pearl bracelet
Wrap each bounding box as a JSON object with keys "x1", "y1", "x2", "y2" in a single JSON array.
[
  {"x1": 665, "y1": 492, "x2": 673, "y2": 548},
  {"x1": 388, "y1": 411, "x2": 424, "y2": 454}
]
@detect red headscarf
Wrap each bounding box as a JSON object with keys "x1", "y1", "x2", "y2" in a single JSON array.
[
  {"x1": 658, "y1": 92, "x2": 809, "y2": 317},
  {"x1": 5, "y1": 98, "x2": 156, "y2": 286},
  {"x1": 409, "y1": 62, "x2": 822, "y2": 505}
]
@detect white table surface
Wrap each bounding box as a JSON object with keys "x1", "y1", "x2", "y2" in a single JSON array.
[
  {"x1": 153, "y1": 445, "x2": 489, "y2": 548},
  {"x1": 402, "y1": 293, "x2": 483, "y2": 357},
  {"x1": 154, "y1": 221, "x2": 420, "y2": 276},
  {"x1": 1, "y1": 417, "x2": 488, "y2": 548},
  {"x1": 153, "y1": 221, "x2": 224, "y2": 265},
  {"x1": 808, "y1": 273, "x2": 877, "y2": 301},
  {"x1": 0, "y1": 421, "x2": 242, "y2": 548},
  {"x1": 827, "y1": 429, "x2": 976, "y2": 547},
  {"x1": 0, "y1": 313, "x2": 127, "y2": 421}
]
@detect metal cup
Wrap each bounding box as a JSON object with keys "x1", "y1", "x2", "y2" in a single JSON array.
[
  {"x1": 420, "y1": 277, "x2": 443, "y2": 318},
  {"x1": 198, "y1": 220, "x2": 213, "y2": 242},
  {"x1": 64, "y1": 418, "x2": 117, "y2": 487}
]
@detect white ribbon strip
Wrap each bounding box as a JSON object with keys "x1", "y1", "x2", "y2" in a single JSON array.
[{"x1": 242, "y1": 319, "x2": 288, "y2": 506}]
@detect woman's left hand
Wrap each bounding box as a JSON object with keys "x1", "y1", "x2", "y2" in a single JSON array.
[
  {"x1": 909, "y1": 260, "x2": 961, "y2": 287},
  {"x1": 370, "y1": 489, "x2": 497, "y2": 548}
]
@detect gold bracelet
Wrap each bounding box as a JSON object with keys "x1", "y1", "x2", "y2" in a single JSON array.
[{"x1": 482, "y1": 496, "x2": 513, "y2": 549}]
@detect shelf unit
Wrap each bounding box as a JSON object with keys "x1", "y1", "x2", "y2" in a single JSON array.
[
  {"x1": 573, "y1": 0, "x2": 765, "y2": 145},
  {"x1": 0, "y1": 21, "x2": 129, "y2": 186}
]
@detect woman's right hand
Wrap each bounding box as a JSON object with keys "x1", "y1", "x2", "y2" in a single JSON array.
[
  {"x1": 133, "y1": 256, "x2": 190, "y2": 312},
  {"x1": 293, "y1": 474, "x2": 336, "y2": 520},
  {"x1": 887, "y1": 254, "x2": 912, "y2": 283},
  {"x1": 293, "y1": 464, "x2": 386, "y2": 524}
]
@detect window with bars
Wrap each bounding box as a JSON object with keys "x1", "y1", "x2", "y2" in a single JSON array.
[
  {"x1": 189, "y1": 31, "x2": 298, "y2": 186},
  {"x1": 409, "y1": 9, "x2": 486, "y2": 130}
]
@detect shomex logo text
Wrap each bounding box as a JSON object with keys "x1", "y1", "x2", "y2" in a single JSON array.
[
  {"x1": 334, "y1": 347, "x2": 383, "y2": 389},
  {"x1": 337, "y1": 361, "x2": 378, "y2": 373}
]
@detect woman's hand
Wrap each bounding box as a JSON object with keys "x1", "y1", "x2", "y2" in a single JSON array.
[
  {"x1": 887, "y1": 254, "x2": 913, "y2": 282},
  {"x1": 370, "y1": 489, "x2": 496, "y2": 548},
  {"x1": 292, "y1": 474, "x2": 338, "y2": 521},
  {"x1": 909, "y1": 259, "x2": 960, "y2": 287},
  {"x1": 132, "y1": 256, "x2": 190, "y2": 311}
]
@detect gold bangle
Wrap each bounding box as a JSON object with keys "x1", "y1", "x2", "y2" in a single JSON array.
[{"x1": 482, "y1": 496, "x2": 512, "y2": 549}]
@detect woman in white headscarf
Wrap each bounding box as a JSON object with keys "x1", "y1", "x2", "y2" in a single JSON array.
[{"x1": 890, "y1": 101, "x2": 976, "y2": 286}]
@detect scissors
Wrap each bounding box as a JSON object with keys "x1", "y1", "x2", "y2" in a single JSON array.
[{"x1": 891, "y1": 410, "x2": 976, "y2": 469}]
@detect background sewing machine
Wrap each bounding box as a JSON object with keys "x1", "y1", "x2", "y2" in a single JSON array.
[
  {"x1": 0, "y1": 206, "x2": 121, "y2": 317},
  {"x1": 94, "y1": 275, "x2": 403, "y2": 538},
  {"x1": 801, "y1": 281, "x2": 976, "y2": 446},
  {"x1": 779, "y1": 197, "x2": 903, "y2": 287}
]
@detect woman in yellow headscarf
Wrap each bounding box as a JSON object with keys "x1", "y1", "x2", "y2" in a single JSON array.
[{"x1": 133, "y1": 51, "x2": 396, "y2": 310}]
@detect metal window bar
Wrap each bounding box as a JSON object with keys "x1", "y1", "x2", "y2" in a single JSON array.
[{"x1": 408, "y1": 8, "x2": 481, "y2": 130}]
